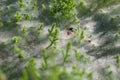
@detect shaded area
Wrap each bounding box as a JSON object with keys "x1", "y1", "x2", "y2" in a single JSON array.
[
  {"x1": 36, "y1": 0, "x2": 77, "y2": 27},
  {"x1": 0, "y1": 0, "x2": 19, "y2": 21},
  {"x1": 0, "y1": 21, "x2": 19, "y2": 35},
  {"x1": 93, "y1": 13, "x2": 120, "y2": 33},
  {"x1": 5, "y1": 0, "x2": 18, "y2": 5},
  {"x1": 0, "y1": 0, "x2": 20, "y2": 37},
  {"x1": 36, "y1": 0, "x2": 55, "y2": 25},
  {"x1": 0, "y1": 41, "x2": 24, "y2": 79},
  {"x1": 0, "y1": 0, "x2": 18, "y2": 5},
  {"x1": 87, "y1": 10, "x2": 120, "y2": 58},
  {"x1": 1, "y1": 0, "x2": 120, "y2": 80},
  {"x1": 0, "y1": 58, "x2": 24, "y2": 80},
  {"x1": 0, "y1": 24, "x2": 48, "y2": 80},
  {"x1": 110, "y1": 5, "x2": 120, "y2": 15}
]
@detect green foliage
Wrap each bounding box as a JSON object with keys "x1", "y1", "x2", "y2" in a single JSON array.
[
  {"x1": 24, "y1": 13, "x2": 30, "y2": 20},
  {"x1": 21, "y1": 26, "x2": 27, "y2": 38},
  {"x1": 72, "y1": 67, "x2": 86, "y2": 80},
  {"x1": 7, "y1": 6, "x2": 11, "y2": 11},
  {"x1": 33, "y1": 1, "x2": 37, "y2": 9},
  {"x1": 80, "y1": 30, "x2": 84, "y2": 41},
  {"x1": 88, "y1": 34, "x2": 92, "y2": 38},
  {"x1": 51, "y1": 0, "x2": 76, "y2": 20},
  {"x1": 19, "y1": 70, "x2": 28, "y2": 80},
  {"x1": 74, "y1": 24, "x2": 85, "y2": 42},
  {"x1": 114, "y1": 32, "x2": 119, "y2": 38},
  {"x1": 86, "y1": 0, "x2": 120, "y2": 14},
  {"x1": 39, "y1": 66, "x2": 73, "y2": 80},
  {"x1": 41, "y1": 61, "x2": 47, "y2": 70},
  {"x1": 27, "y1": 59, "x2": 41, "y2": 80},
  {"x1": 0, "y1": 8, "x2": 3, "y2": 13},
  {"x1": 92, "y1": 0, "x2": 120, "y2": 9},
  {"x1": 1, "y1": 41, "x2": 8, "y2": 46},
  {"x1": 0, "y1": 70, "x2": 7, "y2": 80},
  {"x1": 42, "y1": 4, "x2": 46, "y2": 10},
  {"x1": 0, "y1": 22, "x2": 3, "y2": 27},
  {"x1": 76, "y1": 0, "x2": 120, "y2": 16},
  {"x1": 62, "y1": 41, "x2": 71, "y2": 63},
  {"x1": 1, "y1": 0, "x2": 120, "y2": 80},
  {"x1": 37, "y1": 23, "x2": 44, "y2": 35},
  {"x1": 48, "y1": 67, "x2": 60, "y2": 80},
  {"x1": 15, "y1": 11, "x2": 22, "y2": 21},
  {"x1": 110, "y1": 16, "x2": 115, "y2": 22},
  {"x1": 19, "y1": 0, "x2": 25, "y2": 8},
  {"x1": 23, "y1": 26, "x2": 27, "y2": 32},
  {"x1": 116, "y1": 54, "x2": 120, "y2": 68},
  {"x1": 41, "y1": 49, "x2": 49, "y2": 70},
  {"x1": 87, "y1": 71, "x2": 93, "y2": 80},
  {"x1": 66, "y1": 41, "x2": 72, "y2": 54},
  {"x1": 12, "y1": 36, "x2": 19, "y2": 43},
  {"x1": 74, "y1": 49, "x2": 84, "y2": 60},
  {"x1": 107, "y1": 71, "x2": 114, "y2": 80},
  {"x1": 105, "y1": 65, "x2": 114, "y2": 80},
  {"x1": 76, "y1": 1, "x2": 91, "y2": 16},
  {"x1": 46, "y1": 23, "x2": 59, "y2": 49},
  {"x1": 48, "y1": 23, "x2": 56, "y2": 36},
  {"x1": 71, "y1": 66, "x2": 93, "y2": 80},
  {"x1": 20, "y1": 58, "x2": 41, "y2": 80},
  {"x1": 74, "y1": 49, "x2": 90, "y2": 62},
  {"x1": 14, "y1": 45, "x2": 25, "y2": 59}
]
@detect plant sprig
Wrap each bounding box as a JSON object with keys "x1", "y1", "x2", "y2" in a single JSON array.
[
  {"x1": 15, "y1": 11, "x2": 23, "y2": 22},
  {"x1": 32, "y1": 1, "x2": 37, "y2": 9},
  {"x1": 19, "y1": 0, "x2": 25, "y2": 8},
  {"x1": 74, "y1": 49, "x2": 90, "y2": 63},
  {"x1": 74, "y1": 24, "x2": 85, "y2": 42},
  {"x1": 51, "y1": 0, "x2": 76, "y2": 20},
  {"x1": 46, "y1": 23, "x2": 59, "y2": 49},
  {"x1": 24, "y1": 13, "x2": 30, "y2": 20},
  {"x1": 41, "y1": 49, "x2": 49, "y2": 70},
  {"x1": 0, "y1": 22, "x2": 3, "y2": 27},
  {"x1": 21, "y1": 26, "x2": 27, "y2": 38},
  {"x1": 12, "y1": 36, "x2": 19, "y2": 43},
  {"x1": 116, "y1": 54, "x2": 120, "y2": 68},
  {"x1": 20, "y1": 58, "x2": 41, "y2": 80},
  {"x1": 14, "y1": 45, "x2": 25, "y2": 59},
  {"x1": 37, "y1": 23, "x2": 44, "y2": 35},
  {"x1": 62, "y1": 41, "x2": 71, "y2": 63},
  {"x1": 105, "y1": 65, "x2": 114, "y2": 80}
]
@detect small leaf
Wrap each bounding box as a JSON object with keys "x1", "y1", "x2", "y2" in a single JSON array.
[
  {"x1": 25, "y1": 13, "x2": 30, "y2": 20},
  {"x1": 66, "y1": 41, "x2": 71, "y2": 54},
  {"x1": 12, "y1": 36, "x2": 19, "y2": 43},
  {"x1": 0, "y1": 22, "x2": 3, "y2": 27},
  {"x1": 80, "y1": 30, "x2": 84, "y2": 40}
]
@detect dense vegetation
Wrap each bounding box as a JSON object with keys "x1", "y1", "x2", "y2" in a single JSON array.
[{"x1": 0, "y1": 0, "x2": 120, "y2": 80}]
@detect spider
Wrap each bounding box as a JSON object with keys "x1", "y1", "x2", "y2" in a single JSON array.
[{"x1": 66, "y1": 27, "x2": 74, "y2": 35}]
